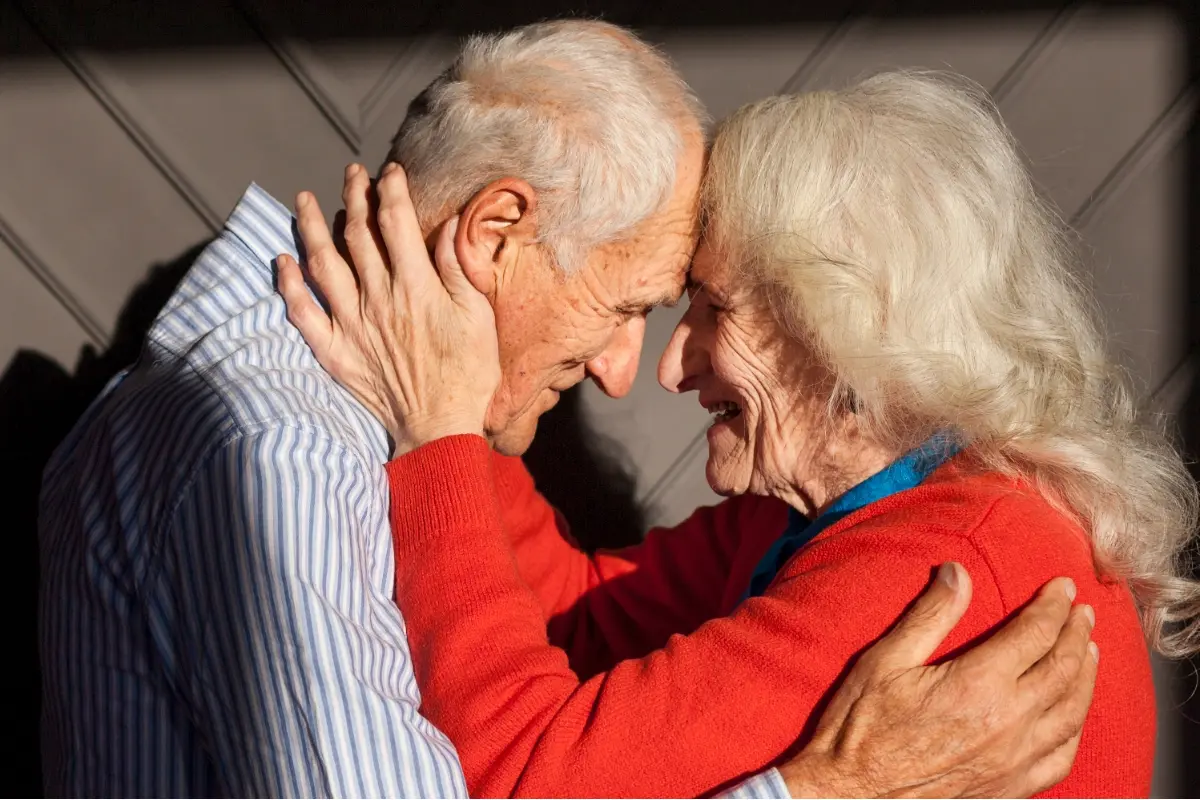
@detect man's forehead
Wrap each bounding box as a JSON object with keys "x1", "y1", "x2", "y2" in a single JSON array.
[{"x1": 613, "y1": 254, "x2": 689, "y2": 313}]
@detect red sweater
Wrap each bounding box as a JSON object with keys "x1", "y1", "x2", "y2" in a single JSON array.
[{"x1": 387, "y1": 435, "x2": 1155, "y2": 798}]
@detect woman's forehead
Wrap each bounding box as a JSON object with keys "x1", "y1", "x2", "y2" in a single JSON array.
[{"x1": 687, "y1": 240, "x2": 733, "y2": 287}]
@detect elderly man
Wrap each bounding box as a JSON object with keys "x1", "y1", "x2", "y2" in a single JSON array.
[{"x1": 40, "y1": 19, "x2": 1094, "y2": 798}]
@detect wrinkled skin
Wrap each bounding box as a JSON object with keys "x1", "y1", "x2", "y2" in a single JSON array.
[{"x1": 658, "y1": 240, "x2": 895, "y2": 511}]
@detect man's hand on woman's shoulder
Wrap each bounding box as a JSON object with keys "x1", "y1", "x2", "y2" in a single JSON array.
[{"x1": 781, "y1": 563, "x2": 1096, "y2": 798}]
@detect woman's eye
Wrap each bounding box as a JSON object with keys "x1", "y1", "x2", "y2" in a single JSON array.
[{"x1": 686, "y1": 287, "x2": 711, "y2": 308}]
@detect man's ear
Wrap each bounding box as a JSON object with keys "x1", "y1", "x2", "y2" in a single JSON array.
[{"x1": 455, "y1": 178, "x2": 538, "y2": 297}]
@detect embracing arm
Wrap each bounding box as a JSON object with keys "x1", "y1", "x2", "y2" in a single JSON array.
[
  {"x1": 491, "y1": 450, "x2": 780, "y2": 672},
  {"x1": 389, "y1": 435, "x2": 1096, "y2": 798},
  {"x1": 154, "y1": 430, "x2": 464, "y2": 798}
]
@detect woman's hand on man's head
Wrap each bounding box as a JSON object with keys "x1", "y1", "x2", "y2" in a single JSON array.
[
  {"x1": 780, "y1": 563, "x2": 1097, "y2": 798},
  {"x1": 278, "y1": 162, "x2": 501, "y2": 458}
]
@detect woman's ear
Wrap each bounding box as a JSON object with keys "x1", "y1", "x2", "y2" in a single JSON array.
[{"x1": 455, "y1": 178, "x2": 539, "y2": 297}]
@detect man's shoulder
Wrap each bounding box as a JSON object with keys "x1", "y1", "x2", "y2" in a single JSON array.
[
  {"x1": 44, "y1": 290, "x2": 387, "y2": 524},
  {"x1": 100, "y1": 334, "x2": 386, "y2": 477}
]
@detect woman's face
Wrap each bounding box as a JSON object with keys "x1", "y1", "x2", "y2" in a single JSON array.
[{"x1": 658, "y1": 241, "x2": 837, "y2": 505}]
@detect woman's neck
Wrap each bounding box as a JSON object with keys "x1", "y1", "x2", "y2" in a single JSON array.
[{"x1": 774, "y1": 436, "x2": 899, "y2": 519}]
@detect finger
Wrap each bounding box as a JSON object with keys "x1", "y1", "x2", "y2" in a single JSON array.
[
  {"x1": 1018, "y1": 729, "x2": 1084, "y2": 797},
  {"x1": 959, "y1": 577, "x2": 1077, "y2": 678},
  {"x1": 433, "y1": 217, "x2": 473, "y2": 299},
  {"x1": 1019, "y1": 602, "x2": 1095, "y2": 706},
  {"x1": 294, "y1": 191, "x2": 359, "y2": 319},
  {"x1": 278, "y1": 253, "x2": 333, "y2": 355},
  {"x1": 341, "y1": 163, "x2": 390, "y2": 300},
  {"x1": 1027, "y1": 633, "x2": 1098, "y2": 764},
  {"x1": 861, "y1": 562, "x2": 973, "y2": 672},
  {"x1": 331, "y1": 209, "x2": 353, "y2": 273},
  {"x1": 375, "y1": 162, "x2": 435, "y2": 288}
]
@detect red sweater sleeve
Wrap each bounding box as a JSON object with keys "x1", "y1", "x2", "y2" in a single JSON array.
[
  {"x1": 389, "y1": 436, "x2": 1008, "y2": 798},
  {"x1": 490, "y1": 451, "x2": 772, "y2": 674}
]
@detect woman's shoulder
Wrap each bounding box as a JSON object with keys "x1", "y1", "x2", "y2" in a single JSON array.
[
  {"x1": 832, "y1": 461, "x2": 1088, "y2": 553},
  {"x1": 823, "y1": 461, "x2": 1134, "y2": 616},
  {"x1": 913, "y1": 463, "x2": 1095, "y2": 574}
]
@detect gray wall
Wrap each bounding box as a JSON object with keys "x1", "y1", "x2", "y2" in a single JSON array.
[{"x1": 3, "y1": 0, "x2": 1194, "y2": 795}]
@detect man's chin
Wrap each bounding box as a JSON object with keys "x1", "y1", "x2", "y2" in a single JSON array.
[{"x1": 491, "y1": 419, "x2": 539, "y2": 457}]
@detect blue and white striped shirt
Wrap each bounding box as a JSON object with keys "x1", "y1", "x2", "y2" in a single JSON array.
[
  {"x1": 38, "y1": 183, "x2": 790, "y2": 799},
  {"x1": 39, "y1": 184, "x2": 464, "y2": 798}
]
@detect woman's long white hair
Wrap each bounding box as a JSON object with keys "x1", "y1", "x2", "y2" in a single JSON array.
[{"x1": 703, "y1": 70, "x2": 1200, "y2": 658}]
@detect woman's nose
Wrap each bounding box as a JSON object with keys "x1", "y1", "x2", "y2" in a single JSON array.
[{"x1": 658, "y1": 314, "x2": 704, "y2": 393}]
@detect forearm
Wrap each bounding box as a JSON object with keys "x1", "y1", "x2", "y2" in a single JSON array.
[
  {"x1": 387, "y1": 438, "x2": 833, "y2": 796},
  {"x1": 491, "y1": 451, "x2": 601, "y2": 619},
  {"x1": 491, "y1": 448, "x2": 751, "y2": 672},
  {"x1": 388, "y1": 437, "x2": 1011, "y2": 797}
]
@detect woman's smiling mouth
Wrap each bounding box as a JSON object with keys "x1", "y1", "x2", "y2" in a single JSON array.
[{"x1": 704, "y1": 400, "x2": 742, "y2": 425}]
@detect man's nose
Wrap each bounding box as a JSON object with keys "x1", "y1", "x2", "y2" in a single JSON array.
[{"x1": 586, "y1": 317, "x2": 646, "y2": 399}]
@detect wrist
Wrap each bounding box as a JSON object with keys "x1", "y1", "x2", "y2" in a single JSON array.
[
  {"x1": 392, "y1": 415, "x2": 485, "y2": 457},
  {"x1": 779, "y1": 751, "x2": 862, "y2": 799}
]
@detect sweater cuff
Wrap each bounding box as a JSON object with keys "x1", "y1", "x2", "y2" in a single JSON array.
[
  {"x1": 490, "y1": 451, "x2": 534, "y2": 501},
  {"x1": 385, "y1": 434, "x2": 499, "y2": 556}
]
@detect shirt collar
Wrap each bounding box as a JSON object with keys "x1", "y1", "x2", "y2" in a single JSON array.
[{"x1": 224, "y1": 182, "x2": 301, "y2": 275}]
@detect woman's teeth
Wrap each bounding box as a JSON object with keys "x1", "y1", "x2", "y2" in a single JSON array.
[{"x1": 710, "y1": 401, "x2": 741, "y2": 423}]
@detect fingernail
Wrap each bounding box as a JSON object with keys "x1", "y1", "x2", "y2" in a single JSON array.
[
  {"x1": 1064, "y1": 578, "x2": 1077, "y2": 602},
  {"x1": 345, "y1": 163, "x2": 358, "y2": 179},
  {"x1": 1082, "y1": 604, "x2": 1095, "y2": 628},
  {"x1": 383, "y1": 162, "x2": 399, "y2": 175},
  {"x1": 1088, "y1": 641, "x2": 1099, "y2": 663},
  {"x1": 296, "y1": 192, "x2": 309, "y2": 210},
  {"x1": 938, "y1": 562, "x2": 959, "y2": 591},
  {"x1": 448, "y1": 216, "x2": 460, "y2": 236}
]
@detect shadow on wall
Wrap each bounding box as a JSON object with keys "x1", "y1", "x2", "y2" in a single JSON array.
[{"x1": 1, "y1": 239, "x2": 648, "y2": 796}]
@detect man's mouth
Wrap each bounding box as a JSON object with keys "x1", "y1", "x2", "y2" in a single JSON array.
[{"x1": 704, "y1": 400, "x2": 742, "y2": 425}]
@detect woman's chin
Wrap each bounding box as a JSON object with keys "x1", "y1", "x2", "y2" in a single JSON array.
[
  {"x1": 705, "y1": 453, "x2": 746, "y2": 497},
  {"x1": 704, "y1": 419, "x2": 750, "y2": 496}
]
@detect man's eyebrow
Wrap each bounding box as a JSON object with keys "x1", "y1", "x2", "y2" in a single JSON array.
[{"x1": 617, "y1": 285, "x2": 687, "y2": 314}]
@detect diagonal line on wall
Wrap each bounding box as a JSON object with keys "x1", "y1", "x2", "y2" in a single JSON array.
[
  {"x1": 234, "y1": 0, "x2": 363, "y2": 152},
  {"x1": 354, "y1": 0, "x2": 446, "y2": 131},
  {"x1": 0, "y1": 215, "x2": 108, "y2": 349},
  {"x1": 639, "y1": 424, "x2": 711, "y2": 510},
  {"x1": 1146, "y1": 347, "x2": 1198, "y2": 418},
  {"x1": 779, "y1": 0, "x2": 894, "y2": 94},
  {"x1": 360, "y1": 46, "x2": 425, "y2": 123},
  {"x1": 14, "y1": 2, "x2": 223, "y2": 234},
  {"x1": 359, "y1": 35, "x2": 453, "y2": 136},
  {"x1": 1071, "y1": 85, "x2": 1196, "y2": 229},
  {"x1": 989, "y1": 0, "x2": 1083, "y2": 102}
]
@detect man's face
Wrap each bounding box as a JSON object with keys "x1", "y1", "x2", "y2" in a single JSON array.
[{"x1": 484, "y1": 132, "x2": 705, "y2": 455}]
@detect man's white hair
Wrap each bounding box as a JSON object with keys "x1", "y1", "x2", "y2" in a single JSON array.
[
  {"x1": 704, "y1": 71, "x2": 1200, "y2": 658},
  {"x1": 386, "y1": 20, "x2": 705, "y2": 273}
]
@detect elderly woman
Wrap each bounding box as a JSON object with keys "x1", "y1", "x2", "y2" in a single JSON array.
[{"x1": 281, "y1": 72, "x2": 1197, "y2": 797}]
